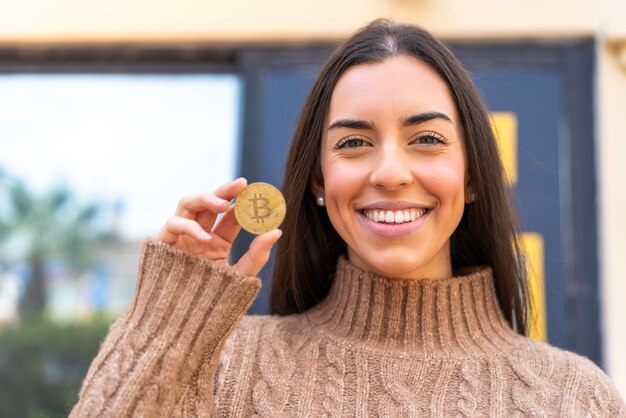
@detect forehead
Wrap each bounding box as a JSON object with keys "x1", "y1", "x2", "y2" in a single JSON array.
[{"x1": 328, "y1": 55, "x2": 458, "y2": 121}]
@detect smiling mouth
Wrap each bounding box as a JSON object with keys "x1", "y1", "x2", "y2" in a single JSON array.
[{"x1": 359, "y1": 208, "x2": 431, "y2": 224}]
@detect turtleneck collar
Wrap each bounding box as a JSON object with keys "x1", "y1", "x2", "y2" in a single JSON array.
[{"x1": 305, "y1": 257, "x2": 522, "y2": 358}]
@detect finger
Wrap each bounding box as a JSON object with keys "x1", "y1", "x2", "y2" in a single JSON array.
[
  {"x1": 196, "y1": 207, "x2": 220, "y2": 232},
  {"x1": 211, "y1": 205, "x2": 242, "y2": 244},
  {"x1": 233, "y1": 229, "x2": 282, "y2": 276},
  {"x1": 156, "y1": 217, "x2": 211, "y2": 244},
  {"x1": 195, "y1": 177, "x2": 248, "y2": 231},
  {"x1": 175, "y1": 194, "x2": 229, "y2": 219},
  {"x1": 173, "y1": 178, "x2": 247, "y2": 219},
  {"x1": 213, "y1": 177, "x2": 248, "y2": 202}
]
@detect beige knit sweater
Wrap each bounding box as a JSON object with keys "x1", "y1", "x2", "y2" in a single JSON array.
[{"x1": 70, "y1": 239, "x2": 625, "y2": 417}]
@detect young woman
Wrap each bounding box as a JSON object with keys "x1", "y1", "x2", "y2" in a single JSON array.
[{"x1": 71, "y1": 20, "x2": 625, "y2": 417}]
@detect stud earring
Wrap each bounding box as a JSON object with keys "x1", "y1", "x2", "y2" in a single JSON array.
[
  {"x1": 469, "y1": 192, "x2": 477, "y2": 203},
  {"x1": 316, "y1": 196, "x2": 326, "y2": 207}
]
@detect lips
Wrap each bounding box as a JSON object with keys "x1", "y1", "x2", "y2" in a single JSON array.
[{"x1": 355, "y1": 201, "x2": 434, "y2": 237}]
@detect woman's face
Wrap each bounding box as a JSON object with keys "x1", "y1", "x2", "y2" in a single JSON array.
[{"x1": 315, "y1": 55, "x2": 471, "y2": 280}]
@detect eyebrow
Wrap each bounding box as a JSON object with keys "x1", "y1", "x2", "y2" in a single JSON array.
[
  {"x1": 401, "y1": 112, "x2": 454, "y2": 127},
  {"x1": 327, "y1": 111, "x2": 453, "y2": 131},
  {"x1": 327, "y1": 119, "x2": 373, "y2": 131}
]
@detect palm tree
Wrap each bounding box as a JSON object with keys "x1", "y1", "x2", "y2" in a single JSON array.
[{"x1": 0, "y1": 170, "x2": 119, "y2": 322}]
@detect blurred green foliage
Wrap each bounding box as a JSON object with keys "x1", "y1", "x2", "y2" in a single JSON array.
[
  {"x1": 0, "y1": 315, "x2": 112, "y2": 418},
  {"x1": 0, "y1": 169, "x2": 123, "y2": 417},
  {"x1": 0, "y1": 169, "x2": 119, "y2": 321}
]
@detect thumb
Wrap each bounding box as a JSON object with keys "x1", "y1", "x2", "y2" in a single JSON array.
[{"x1": 233, "y1": 229, "x2": 283, "y2": 276}]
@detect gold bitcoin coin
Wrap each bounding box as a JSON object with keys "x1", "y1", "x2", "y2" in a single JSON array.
[{"x1": 234, "y1": 182, "x2": 286, "y2": 235}]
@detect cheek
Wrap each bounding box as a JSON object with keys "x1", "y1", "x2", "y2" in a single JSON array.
[
  {"x1": 418, "y1": 154, "x2": 467, "y2": 204},
  {"x1": 322, "y1": 159, "x2": 371, "y2": 202},
  {"x1": 321, "y1": 159, "x2": 371, "y2": 238}
]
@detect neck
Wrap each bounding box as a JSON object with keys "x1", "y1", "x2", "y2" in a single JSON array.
[
  {"x1": 306, "y1": 257, "x2": 520, "y2": 358},
  {"x1": 346, "y1": 247, "x2": 453, "y2": 281}
]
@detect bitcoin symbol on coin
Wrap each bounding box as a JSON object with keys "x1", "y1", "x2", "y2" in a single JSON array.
[
  {"x1": 249, "y1": 193, "x2": 272, "y2": 223},
  {"x1": 234, "y1": 182, "x2": 286, "y2": 234}
]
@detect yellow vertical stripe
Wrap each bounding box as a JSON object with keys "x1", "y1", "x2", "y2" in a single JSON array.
[
  {"x1": 490, "y1": 112, "x2": 518, "y2": 185},
  {"x1": 495, "y1": 111, "x2": 546, "y2": 341},
  {"x1": 519, "y1": 233, "x2": 547, "y2": 342}
]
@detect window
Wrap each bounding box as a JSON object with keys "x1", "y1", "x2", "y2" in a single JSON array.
[{"x1": 0, "y1": 73, "x2": 241, "y2": 319}]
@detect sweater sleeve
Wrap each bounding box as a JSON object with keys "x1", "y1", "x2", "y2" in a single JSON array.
[
  {"x1": 585, "y1": 362, "x2": 626, "y2": 417},
  {"x1": 564, "y1": 351, "x2": 626, "y2": 417},
  {"x1": 69, "y1": 238, "x2": 261, "y2": 417}
]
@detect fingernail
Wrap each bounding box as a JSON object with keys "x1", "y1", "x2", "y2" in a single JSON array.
[{"x1": 275, "y1": 229, "x2": 283, "y2": 239}]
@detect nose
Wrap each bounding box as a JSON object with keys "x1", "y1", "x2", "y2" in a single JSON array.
[{"x1": 369, "y1": 143, "x2": 414, "y2": 190}]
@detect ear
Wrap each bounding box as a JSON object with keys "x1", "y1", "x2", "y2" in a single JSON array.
[{"x1": 311, "y1": 177, "x2": 324, "y2": 200}]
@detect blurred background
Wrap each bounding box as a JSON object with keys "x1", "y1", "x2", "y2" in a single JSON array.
[{"x1": 0, "y1": 0, "x2": 625, "y2": 416}]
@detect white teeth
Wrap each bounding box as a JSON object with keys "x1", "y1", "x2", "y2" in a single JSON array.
[{"x1": 363, "y1": 208, "x2": 428, "y2": 224}]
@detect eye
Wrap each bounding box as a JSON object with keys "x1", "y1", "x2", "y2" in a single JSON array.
[
  {"x1": 335, "y1": 136, "x2": 371, "y2": 149},
  {"x1": 411, "y1": 131, "x2": 447, "y2": 145}
]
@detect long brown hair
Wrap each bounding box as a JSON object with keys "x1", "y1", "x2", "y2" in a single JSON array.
[{"x1": 270, "y1": 19, "x2": 529, "y2": 335}]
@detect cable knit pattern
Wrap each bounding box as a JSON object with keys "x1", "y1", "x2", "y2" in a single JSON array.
[
  {"x1": 322, "y1": 343, "x2": 346, "y2": 418},
  {"x1": 251, "y1": 321, "x2": 305, "y2": 417},
  {"x1": 590, "y1": 375, "x2": 613, "y2": 417},
  {"x1": 249, "y1": 327, "x2": 320, "y2": 416},
  {"x1": 509, "y1": 350, "x2": 555, "y2": 417},
  {"x1": 71, "y1": 241, "x2": 626, "y2": 417},
  {"x1": 378, "y1": 356, "x2": 425, "y2": 417},
  {"x1": 457, "y1": 359, "x2": 481, "y2": 417}
]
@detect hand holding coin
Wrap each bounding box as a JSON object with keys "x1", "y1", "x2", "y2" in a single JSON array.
[{"x1": 156, "y1": 178, "x2": 283, "y2": 276}]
